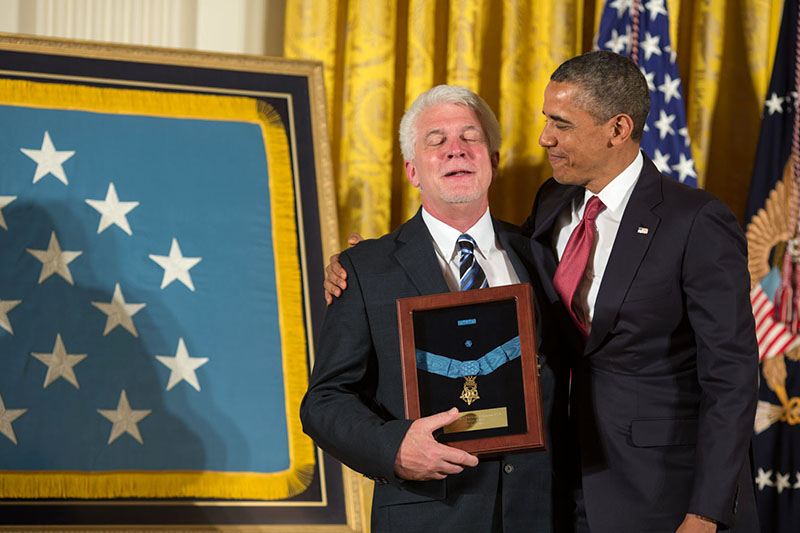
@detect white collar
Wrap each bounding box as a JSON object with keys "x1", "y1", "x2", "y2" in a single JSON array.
[
  {"x1": 583, "y1": 150, "x2": 643, "y2": 215},
  {"x1": 421, "y1": 207, "x2": 494, "y2": 261}
]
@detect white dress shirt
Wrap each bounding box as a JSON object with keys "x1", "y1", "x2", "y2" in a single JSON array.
[
  {"x1": 422, "y1": 207, "x2": 520, "y2": 292},
  {"x1": 553, "y1": 151, "x2": 643, "y2": 329}
]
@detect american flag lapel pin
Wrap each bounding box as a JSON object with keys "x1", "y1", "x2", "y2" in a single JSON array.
[{"x1": 637, "y1": 226, "x2": 649, "y2": 235}]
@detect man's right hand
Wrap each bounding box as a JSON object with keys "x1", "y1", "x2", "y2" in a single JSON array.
[
  {"x1": 323, "y1": 233, "x2": 363, "y2": 304},
  {"x1": 394, "y1": 408, "x2": 479, "y2": 481}
]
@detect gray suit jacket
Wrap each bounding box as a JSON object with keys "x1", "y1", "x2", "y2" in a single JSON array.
[{"x1": 301, "y1": 210, "x2": 569, "y2": 533}]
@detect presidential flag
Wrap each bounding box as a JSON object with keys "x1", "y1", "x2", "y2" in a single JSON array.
[
  {"x1": 745, "y1": 0, "x2": 800, "y2": 530},
  {"x1": 747, "y1": 0, "x2": 798, "y2": 222},
  {"x1": 0, "y1": 78, "x2": 314, "y2": 499},
  {"x1": 596, "y1": 0, "x2": 697, "y2": 187}
]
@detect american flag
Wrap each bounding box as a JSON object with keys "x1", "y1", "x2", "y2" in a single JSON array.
[
  {"x1": 596, "y1": 0, "x2": 698, "y2": 187},
  {"x1": 0, "y1": 80, "x2": 312, "y2": 500}
]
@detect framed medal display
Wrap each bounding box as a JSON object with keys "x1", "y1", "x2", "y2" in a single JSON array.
[{"x1": 397, "y1": 284, "x2": 545, "y2": 456}]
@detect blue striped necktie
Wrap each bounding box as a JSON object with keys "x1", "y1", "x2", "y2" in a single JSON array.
[{"x1": 457, "y1": 234, "x2": 488, "y2": 291}]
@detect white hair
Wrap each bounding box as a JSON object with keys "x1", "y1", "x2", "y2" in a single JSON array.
[{"x1": 398, "y1": 85, "x2": 501, "y2": 161}]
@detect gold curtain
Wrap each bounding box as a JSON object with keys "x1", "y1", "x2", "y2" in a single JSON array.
[{"x1": 286, "y1": 0, "x2": 786, "y2": 242}]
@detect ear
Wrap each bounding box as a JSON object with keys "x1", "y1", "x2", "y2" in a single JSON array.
[
  {"x1": 609, "y1": 114, "x2": 635, "y2": 146},
  {"x1": 490, "y1": 152, "x2": 500, "y2": 179},
  {"x1": 404, "y1": 160, "x2": 420, "y2": 187}
]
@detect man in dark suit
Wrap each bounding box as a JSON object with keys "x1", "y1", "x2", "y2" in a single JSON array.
[
  {"x1": 525, "y1": 50, "x2": 758, "y2": 532},
  {"x1": 302, "y1": 86, "x2": 567, "y2": 532}
]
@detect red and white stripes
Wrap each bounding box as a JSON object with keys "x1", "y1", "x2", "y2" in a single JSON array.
[{"x1": 753, "y1": 284, "x2": 800, "y2": 361}]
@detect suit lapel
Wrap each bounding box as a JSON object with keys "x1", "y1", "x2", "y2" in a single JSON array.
[
  {"x1": 528, "y1": 182, "x2": 586, "y2": 354},
  {"x1": 394, "y1": 210, "x2": 450, "y2": 296},
  {"x1": 530, "y1": 182, "x2": 583, "y2": 305},
  {"x1": 585, "y1": 158, "x2": 663, "y2": 354},
  {"x1": 531, "y1": 182, "x2": 583, "y2": 241}
]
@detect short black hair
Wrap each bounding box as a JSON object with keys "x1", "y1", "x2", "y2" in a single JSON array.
[{"x1": 551, "y1": 50, "x2": 650, "y2": 140}]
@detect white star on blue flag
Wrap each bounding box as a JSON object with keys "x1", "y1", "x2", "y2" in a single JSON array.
[{"x1": 596, "y1": 0, "x2": 697, "y2": 187}]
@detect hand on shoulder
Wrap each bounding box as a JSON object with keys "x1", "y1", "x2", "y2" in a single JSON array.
[{"x1": 323, "y1": 233, "x2": 364, "y2": 304}]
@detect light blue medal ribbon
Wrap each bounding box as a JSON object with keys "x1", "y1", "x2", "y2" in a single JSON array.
[{"x1": 415, "y1": 336, "x2": 521, "y2": 405}]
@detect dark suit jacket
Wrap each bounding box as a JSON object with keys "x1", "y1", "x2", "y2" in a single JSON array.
[
  {"x1": 524, "y1": 155, "x2": 759, "y2": 532},
  {"x1": 300, "y1": 210, "x2": 569, "y2": 533}
]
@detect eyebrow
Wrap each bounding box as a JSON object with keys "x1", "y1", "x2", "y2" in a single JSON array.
[
  {"x1": 424, "y1": 128, "x2": 445, "y2": 140},
  {"x1": 542, "y1": 111, "x2": 573, "y2": 125},
  {"x1": 424, "y1": 124, "x2": 482, "y2": 140}
]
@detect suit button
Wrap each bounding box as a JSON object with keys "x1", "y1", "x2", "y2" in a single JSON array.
[{"x1": 503, "y1": 464, "x2": 514, "y2": 475}]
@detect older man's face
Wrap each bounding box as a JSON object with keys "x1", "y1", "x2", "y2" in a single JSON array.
[{"x1": 404, "y1": 103, "x2": 497, "y2": 221}]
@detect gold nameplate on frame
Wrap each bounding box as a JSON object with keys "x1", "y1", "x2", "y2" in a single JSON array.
[{"x1": 443, "y1": 407, "x2": 508, "y2": 434}]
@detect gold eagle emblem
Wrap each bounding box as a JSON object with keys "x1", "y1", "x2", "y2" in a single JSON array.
[{"x1": 747, "y1": 157, "x2": 800, "y2": 432}]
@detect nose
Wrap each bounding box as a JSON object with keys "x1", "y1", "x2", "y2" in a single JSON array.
[
  {"x1": 539, "y1": 123, "x2": 555, "y2": 148},
  {"x1": 446, "y1": 138, "x2": 466, "y2": 158}
]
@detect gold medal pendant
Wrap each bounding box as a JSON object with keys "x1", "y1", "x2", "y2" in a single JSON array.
[{"x1": 460, "y1": 375, "x2": 479, "y2": 405}]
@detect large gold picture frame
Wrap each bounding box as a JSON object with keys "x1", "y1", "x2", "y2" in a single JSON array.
[{"x1": 0, "y1": 33, "x2": 367, "y2": 532}]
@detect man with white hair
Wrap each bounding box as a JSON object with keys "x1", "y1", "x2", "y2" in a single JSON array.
[{"x1": 300, "y1": 85, "x2": 567, "y2": 532}]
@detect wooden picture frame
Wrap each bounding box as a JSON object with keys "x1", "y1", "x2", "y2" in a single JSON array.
[
  {"x1": 397, "y1": 284, "x2": 545, "y2": 456},
  {"x1": 0, "y1": 34, "x2": 367, "y2": 532}
]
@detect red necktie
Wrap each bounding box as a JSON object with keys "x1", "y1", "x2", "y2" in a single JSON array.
[{"x1": 553, "y1": 195, "x2": 606, "y2": 338}]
